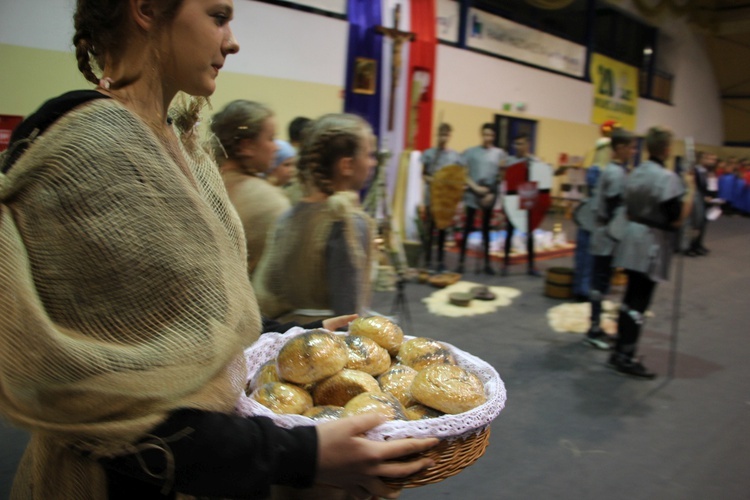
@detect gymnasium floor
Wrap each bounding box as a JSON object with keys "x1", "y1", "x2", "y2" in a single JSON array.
[{"x1": 1, "y1": 216, "x2": 748, "y2": 499}]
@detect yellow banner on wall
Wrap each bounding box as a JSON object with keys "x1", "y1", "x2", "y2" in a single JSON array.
[{"x1": 590, "y1": 53, "x2": 638, "y2": 131}]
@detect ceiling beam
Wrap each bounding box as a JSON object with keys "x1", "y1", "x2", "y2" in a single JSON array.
[
  {"x1": 691, "y1": 4, "x2": 750, "y2": 35},
  {"x1": 715, "y1": 3, "x2": 750, "y2": 12},
  {"x1": 714, "y1": 4, "x2": 750, "y2": 34}
]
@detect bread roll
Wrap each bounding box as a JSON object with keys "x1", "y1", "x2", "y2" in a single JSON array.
[
  {"x1": 343, "y1": 392, "x2": 408, "y2": 420},
  {"x1": 277, "y1": 330, "x2": 348, "y2": 385},
  {"x1": 313, "y1": 369, "x2": 381, "y2": 407},
  {"x1": 405, "y1": 404, "x2": 443, "y2": 420},
  {"x1": 349, "y1": 316, "x2": 404, "y2": 356},
  {"x1": 251, "y1": 382, "x2": 313, "y2": 415},
  {"x1": 411, "y1": 364, "x2": 486, "y2": 414},
  {"x1": 398, "y1": 337, "x2": 456, "y2": 371},
  {"x1": 344, "y1": 335, "x2": 391, "y2": 376},
  {"x1": 378, "y1": 365, "x2": 418, "y2": 407},
  {"x1": 247, "y1": 361, "x2": 280, "y2": 393},
  {"x1": 303, "y1": 405, "x2": 345, "y2": 421}
]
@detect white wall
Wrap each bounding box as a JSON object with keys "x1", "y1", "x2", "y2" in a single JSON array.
[
  {"x1": 0, "y1": 0, "x2": 348, "y2": 87},
  {"x1": 227, "y1": 1, "x2": 347, "y2": 86},
  {"x1": 0, "y1": 0, "x2": 724, "y2": 144},
  {"x1": 434, "y1": 8, "x2": 725, "y2": 145},
  {"x1": 435, "y1": 44, "x2": 593, "y2": 124},
  {"x1": 636, "y1": 22, "x2": 724, "y2": 144},
  {"x1": 0, "y1": 0, "x2": 77, "y2": 51},
  {"x1": 604, "y1": 0, "x2": 725, "y2": 144}
]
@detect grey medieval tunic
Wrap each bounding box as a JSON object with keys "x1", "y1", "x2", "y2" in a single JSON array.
[
  {"x1": 614, "y1": 160, "x2": 685, "y2": 281},
  {"x1": 589, "y1": 161, "x2": 627, "y2": 257},
  {"x1": 461, "y1": 146, "x2": 506, "y2": 209},
  {"x1": 221, "y1": 171, "x2": 291, "y2": 276}
]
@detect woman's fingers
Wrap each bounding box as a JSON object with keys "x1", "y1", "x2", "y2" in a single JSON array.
[
  {"x1": 316, "y1": 414, "x2": 439, "y2": 496},
  {"x1": 322, "y1": 313, "x2": 359, "y2": 331},
  {"x1": 338, "y1": 412, "x2": 389, "y2": 436}
]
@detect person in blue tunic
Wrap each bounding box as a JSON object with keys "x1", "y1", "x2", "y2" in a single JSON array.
[
  {"x1": 584, "y1": 130, "x2": 637, "y2": 349},
  {"x1": 572, "y1": 165, "x2": 600, "y2": 301}
]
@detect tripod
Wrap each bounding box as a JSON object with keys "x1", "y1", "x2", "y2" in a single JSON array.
[{"x1": 389, "y1": 270, "x2": 413, "y2": 335}]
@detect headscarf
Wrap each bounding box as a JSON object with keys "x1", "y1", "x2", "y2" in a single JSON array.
[{"x1": 269, "y1": 140, "x2": 296, "y2": 173}]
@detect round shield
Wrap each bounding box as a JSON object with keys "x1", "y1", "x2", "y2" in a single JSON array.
[
  {"x1": 503, "y1": 159, "x2": 553, "y2": 231},
  {"x1": 430, "y1": 164, "x2": 466, "y2": 229}
]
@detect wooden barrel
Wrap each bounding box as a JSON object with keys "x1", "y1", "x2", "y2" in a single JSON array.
[
  {"x1": 610, "y1": 268, "x2": 628, "y2": 287},
  {"x1": 545, "y1": 267, "x2": 574, "y2": 299}
]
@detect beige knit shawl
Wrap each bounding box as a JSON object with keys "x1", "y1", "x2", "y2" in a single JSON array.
[
  {"x1": 221, "y1": 171, "x2": 291, "y2": 276},
  {"x1": 253, "y1": 192, "x2": 374, "y2": 322},
  {"x1": 0, "y1": 98, "x2": 260, "y2": 498}
]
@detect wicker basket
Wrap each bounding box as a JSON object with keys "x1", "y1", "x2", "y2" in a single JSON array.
[
  {"x1": 428, "y1": 271, "x2": 462, "y2": 288},
  {"x1": 610, "y1": 268, "x2": 628, "y2": 287},
  {"x1": 383, "y1": 426, "x2": 491, "y2": 488},
  {"x1": 238, "y1": 329, "x2": 505, "y2": 489}
]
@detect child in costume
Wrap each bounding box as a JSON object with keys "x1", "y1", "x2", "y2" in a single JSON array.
[
  {"x1": 254, "y1": 114, "x2": 377, "y2": 325},
  {"x1": 213, "y1": 100, "x2": 291, "y2": 276}
]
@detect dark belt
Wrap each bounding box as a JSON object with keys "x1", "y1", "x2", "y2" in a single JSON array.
[{"x1": 627, "y1": 215, "x2": 675, "y2": 232}]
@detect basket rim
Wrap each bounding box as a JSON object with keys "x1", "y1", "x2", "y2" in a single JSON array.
[{"x1": 237, "y1": 328, "x2": 507, "y2": 441}]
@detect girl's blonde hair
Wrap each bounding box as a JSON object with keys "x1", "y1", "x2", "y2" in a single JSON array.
[
  {"x1": 210, "y1": 100, "x2": 273, "y2": 165},
  {"x1": 297, "y1": 113, "x2": 372, "y2": 195}
]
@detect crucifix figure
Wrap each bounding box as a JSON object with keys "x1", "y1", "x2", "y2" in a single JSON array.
[{"x1": 376, "y1": 4, "x2": 416, "y2": 131}]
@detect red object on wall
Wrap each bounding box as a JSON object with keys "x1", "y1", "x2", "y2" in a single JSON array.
[
  {"x1": 405, "y1": 0, "x2": 436, "y2": 151},
  {"x1": 0, "y1": 115, "x2": 24, "y2": 152}
]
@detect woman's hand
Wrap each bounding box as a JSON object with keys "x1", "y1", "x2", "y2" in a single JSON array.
[
  {"x1": 315, "y1": 413, "x2": 438, "y2": 499},
  {"x1": 474, "y1": 185, "x2": 490, "y2": 196},
  {"x1": 683, "y1": 171, "x2": 696, "y2": 194},
  {"x1": 322, "y1": 314, "x2": 358, "y2": 332}
]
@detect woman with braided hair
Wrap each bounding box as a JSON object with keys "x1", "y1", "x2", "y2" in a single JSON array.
[
  {"x1": 0, "y1": 1, "x2": 436, "y2": 498},
  {"x1": 212, "y1": 100, "x2": 291, "y2": 276},
  {"x1": 253, "y1": 114, "x2": 377, "y2": 325}
]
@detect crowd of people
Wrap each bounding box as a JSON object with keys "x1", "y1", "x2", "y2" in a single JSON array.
[
  {"x1": 579, "y1": 127, "x2": 694, "y2": 379},
  {"x1": 421, "y1": 123, "x2": 699, "y2": 379},
  {"x1": 713, "y1": 156, "x2": 750, "y2": 217},
  {"x1": 421, "y1": 123, "x2": 543, "y2": 277}
]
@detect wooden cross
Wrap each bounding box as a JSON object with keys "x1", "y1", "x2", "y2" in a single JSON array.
[{"x1": 376, "y1": 4, "x2": 416, "y2": 131}]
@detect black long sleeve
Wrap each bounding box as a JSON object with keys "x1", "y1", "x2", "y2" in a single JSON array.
[
  {"x1": 604, "y1": 194, "x2": 622, "y2": 221},
  {"x1": 101, "y1": 408, "x2": 318, "y2": 499},
  {"x1": 661, "y1": 197, "x2": 683, "y2": 225},
  {"x1": 261, "y1": 317, "x2": 324, "y2": 334}
]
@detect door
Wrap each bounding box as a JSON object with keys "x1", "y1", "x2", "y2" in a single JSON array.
[{"x1": 494, "y1": 115, "x2": 537, "y2": 155}]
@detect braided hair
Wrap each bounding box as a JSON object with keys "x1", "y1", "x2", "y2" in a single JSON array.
[
  {"x1": 297, "y1": 114, "x2": 372, "y2": 196},
  {"x1": 73, "y1": 0, "x2": 183, "y2": 86},
  {"x1": 209, "y1": 100, "x2": 274, "y2": 166}
]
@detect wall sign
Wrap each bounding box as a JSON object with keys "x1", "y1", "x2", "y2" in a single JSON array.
[
  {"x1": 465, "y1": 8, "x2": 586, "y2": 78},
  {"x1": 590, "y1": 53, "x2": 639, "y2": 131}
]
